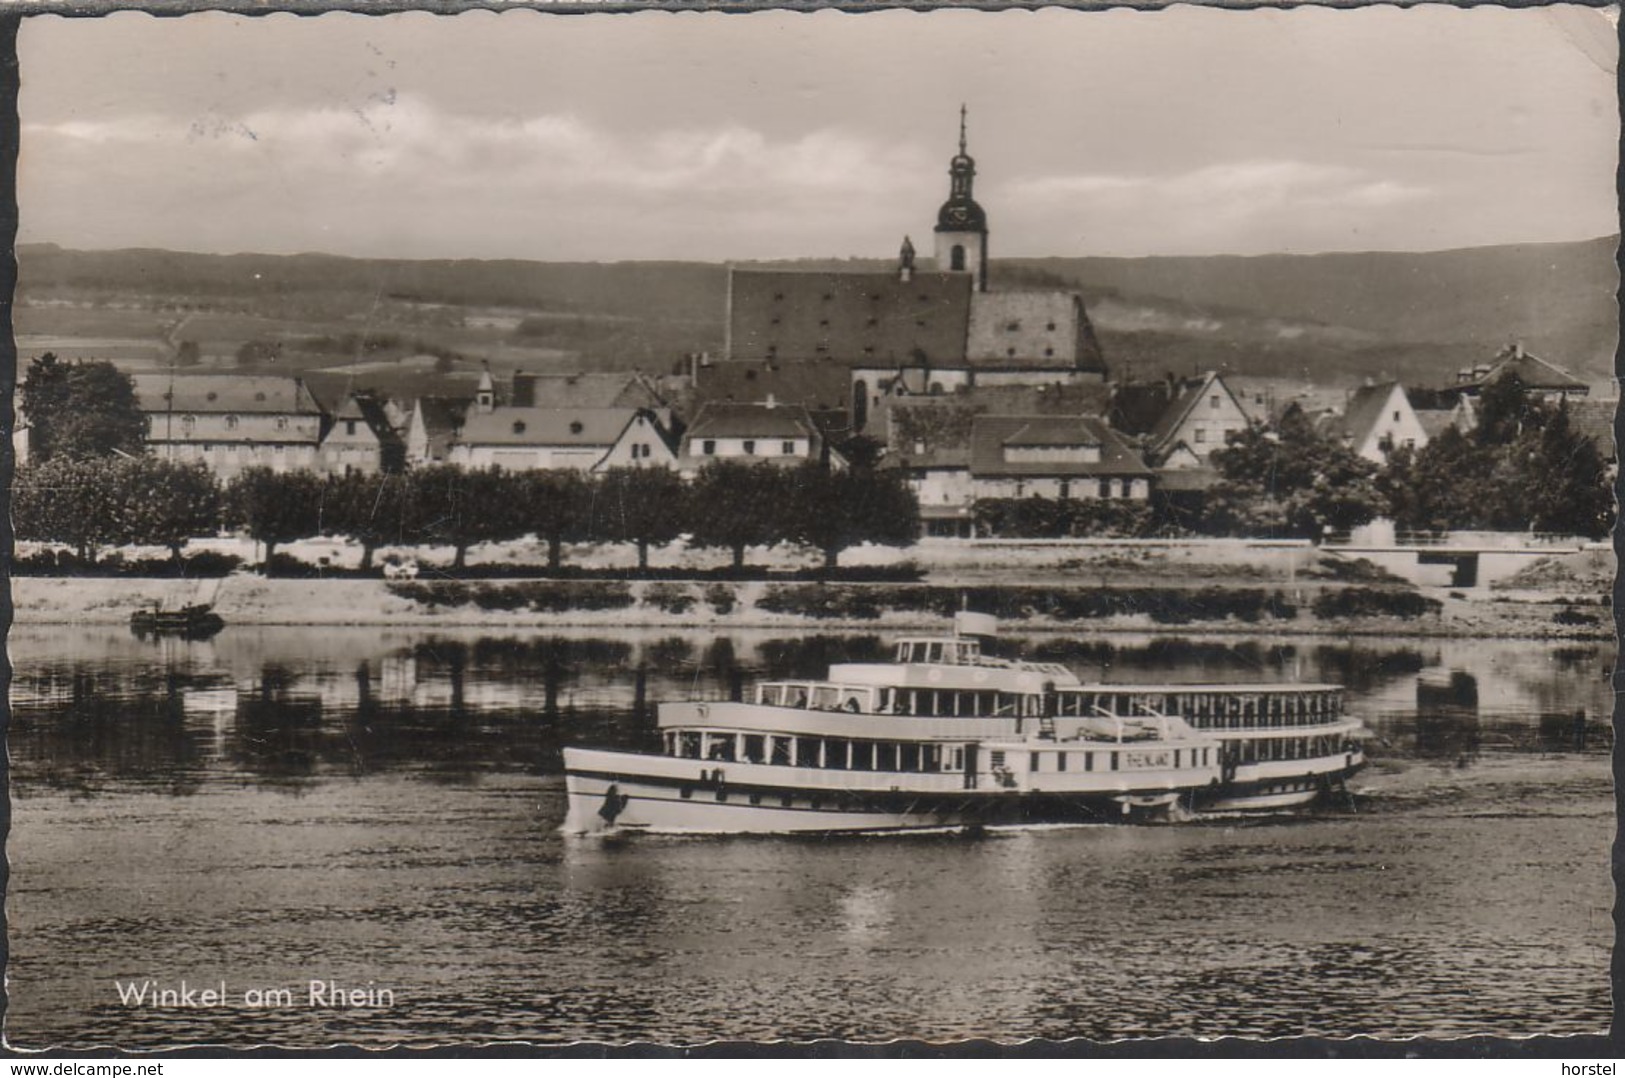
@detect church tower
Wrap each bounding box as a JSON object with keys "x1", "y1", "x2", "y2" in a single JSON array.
[{"x1": 933, "y1": 105, "x2": 989, "y2": 293}]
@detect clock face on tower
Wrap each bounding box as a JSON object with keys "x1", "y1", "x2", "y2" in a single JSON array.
[{"x1": 943, "y1": 206, "x2": 973, "y2": 227}]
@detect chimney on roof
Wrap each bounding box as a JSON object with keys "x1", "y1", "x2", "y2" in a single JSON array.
[
  {"x1": 765, "y1": 392, "x2": 778, "y2": 409},
  {"x1": 476, "y1": 364, "x2": 495, "y2": 415}
]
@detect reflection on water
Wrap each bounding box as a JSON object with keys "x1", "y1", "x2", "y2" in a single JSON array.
[{"x1": 7, "y1": 624, "x2": 1613, "y2": 1046}]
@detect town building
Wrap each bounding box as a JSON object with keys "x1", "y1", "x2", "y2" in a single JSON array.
[
  {"x1": 448, "y1": 402, "x2": 676, "y2": 473},
  {"x1": 1142, "y1": 371, "x2": 1252, "y2": 468},
  {"x1": 1451, "y1": 344, "x2": 1590, "y2": 403},
  {"x1": 403, "y1": 397, "x2": 470, "y2": 466},
  {"x1": 319, "y1": 391, "x2": 405, "y2": 476},
  {"x1": 1325, "y1": 382, "x2": 1429, "y2": 464},
  {"x1": 676, "y1": 400, "x2": 837, "y2": 477},
  {"x1": 132, "y1": 373, "x2": 325, "y2": 478}
]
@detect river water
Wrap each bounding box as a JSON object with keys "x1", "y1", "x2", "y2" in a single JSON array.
[{"x1": 5, "y1": 625, "x2": 1613, "y2": 1047}]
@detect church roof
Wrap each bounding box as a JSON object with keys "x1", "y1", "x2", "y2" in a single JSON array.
[
  {"x1": 726, "y1": 268, "x2": 972, "y2": 366},
  {"x1": 966, "y1": 292, "x2": 1107, "y2": 373}
]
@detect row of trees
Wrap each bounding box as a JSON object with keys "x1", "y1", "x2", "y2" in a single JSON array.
[
  {"x1": 13, "y1": 459, "x2": 921, "y2": 573},
  {"x1": 1202, "y1": 375, "x2": 1613, "y2": 540}
]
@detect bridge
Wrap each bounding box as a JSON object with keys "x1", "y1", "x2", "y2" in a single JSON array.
[{"x1": 1323, "y1": 529, "x2": 1597, "y2": 589}]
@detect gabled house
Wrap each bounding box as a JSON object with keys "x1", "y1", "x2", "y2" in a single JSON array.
[
  {"x1": 677, "y1": 401, "x2": 838, "y2": 477},
  {"x1": 403, "y1": 397, "x2": 471, "y2": 466},
  {"x1": 969, "y1": 415, "x2": 1151, "y2": 502},
  {"x1": 1328, "y1": 382, "x2": 1429, "y2": 464},
  {"x1": 1144, "y1": 371, "x2": 1251, "y2": 468},
  {"x1": 319, "y1": 391, "x2": 405, "y2": 476},
  {"x1": 132, "y1": 373, "x2": 326, "y2": 478},
  {"x1": 448, "y1": 407, "x2": 676, "y2": 473},
  {"x1": 1452, "y1": 344, "x2": 1590, "y2": 403}
]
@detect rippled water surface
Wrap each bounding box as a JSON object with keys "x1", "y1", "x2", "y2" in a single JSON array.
[{"x1": 7, "y1": 625, "x2": 1613, "y2": 1046}]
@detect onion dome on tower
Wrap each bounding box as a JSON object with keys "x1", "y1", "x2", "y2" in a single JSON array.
[{"x1": 934, "y1": 105, "x2": 989, "y2": 292}]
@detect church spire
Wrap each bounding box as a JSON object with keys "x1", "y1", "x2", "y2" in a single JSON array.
[{"x1": 935, "y1": 105, "x2": 988, "y2": 291}]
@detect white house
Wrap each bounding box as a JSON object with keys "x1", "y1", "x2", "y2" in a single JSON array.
[
  {"x1": 1333, "y1": 382, "x2": 1429, "y2": 464},
  {"x1": 448, "y1": 406, "x2": 676, "y2": 473}
]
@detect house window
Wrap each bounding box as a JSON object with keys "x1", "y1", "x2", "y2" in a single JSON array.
[
  {"x1": 950, "y1": 246, "x2": 966, "y2": 271},
  {"x1": 702, "y1": 440, "x2": 716, "y2": 456},
  {"x1": 1046, "y1": 322, "x2": 1056, "y2": 331},
  {"x1": 345, "y1": 419, "x2": 358, "y2": 436},
  {"x1": 1059, "y1": 481, "x2": 1070, "y2": 499},
  {"x1": 1098, "y1": 479, "x2": 1111, "y2": 499},
  {"x1": 1044, "y1": 347, "x2": 1054, "y2": 358},
  {"x1": 513, "y1": 421, "x2": 527, "y2": 435},
  {"x1": 1210, "y1": 396, "x2": 1221, "y2": 409},
  {"x1": 743, "y1": 440, "x2": 756, "y2": 455},
  {"x1": 1014, "y1": 481, "x2": 1026, "y2": 498},
  {"x1": 781, "y1": 441, "x2": 795, "y2": 455},
  {"x1": 1194, "y1": 429, "x2": 1207, "y2": 443}
]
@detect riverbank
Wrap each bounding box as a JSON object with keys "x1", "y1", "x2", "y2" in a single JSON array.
[{"x1": 14, "y1": 573, "x2": 1612, "y2": 641}]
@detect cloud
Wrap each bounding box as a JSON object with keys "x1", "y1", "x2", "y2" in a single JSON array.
[{"x1": 998, "y1": 159, "x2": 1433, "y2": 254}]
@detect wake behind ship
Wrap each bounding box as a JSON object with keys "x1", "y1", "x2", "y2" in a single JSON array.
[{"x1": 562, "y1": 613, "x2": 1366, "y2": 835}]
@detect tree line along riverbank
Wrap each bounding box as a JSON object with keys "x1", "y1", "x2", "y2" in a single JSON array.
[{"x1": 14, "y1": 573, "x2": 1611, "y2": 641}]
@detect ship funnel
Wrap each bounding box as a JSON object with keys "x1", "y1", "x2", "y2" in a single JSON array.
[{"x1": 954, "y1": 611, "x2": 998, "y2": 639}]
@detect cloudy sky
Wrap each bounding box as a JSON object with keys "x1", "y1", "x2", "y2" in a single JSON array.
[{"x1": 17, "y1": 5, "x2": 1619, "y2": 262}]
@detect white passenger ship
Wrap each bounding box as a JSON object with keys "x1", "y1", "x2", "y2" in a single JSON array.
[{"x1": 562, "y1": 614, "x2": 1366, "y2": 834}]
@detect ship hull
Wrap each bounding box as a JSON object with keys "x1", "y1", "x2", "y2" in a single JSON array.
[{"x1": 563, "y1": 749, "x2": 1196, "y2": 835}]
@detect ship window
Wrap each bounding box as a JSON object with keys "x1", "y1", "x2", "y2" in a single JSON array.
[
  {"x1": 771, "y1": 737, "x2": 792, "y2": 766},
  {"x1": 824, "y1": 738, "x2": 850, "y2": 769},
  {"x1": 680, "y1": 786, "x2": 693, "y2": 800},
  {"x1": 743, "y1": 735, "x2": 766, "y2": 764},
  {"x1": 925, "y1": 642, "x2": 943, "y2": 663},
  {"x1": 750, "y1": 792, "x2": 763, "y2": 806},
  {"x1": 1085, "y1": 752, "x2": 1094, "y2": 772},
  {"x1": 715, "y1": 789, "x2": 728, "y2": 802},
  {"x1": 1057, "y1": 752, "x2": 1067, "y2": 772},
  {"x1": 796, "y1": 737, "x2": 820, "y2": 768},
  {"x1": 680, "y1": 732, "x2": 702, "y2": 758},
  {"x1": 1175, "y1": 749, "x2": 1182, "y2": 768},
  {"x1": 877, "y1": 743, "x2": 898, "y2": 771},
  {"x1": 990, "y1": 750, "x2": 1006, "y2": 769},
  {"x1": 900, "y1": 744, "x2": 920, "y2": 772},
  {"x1": 851, "y1": 742, "x2": 874, "y2": 771},
  {"x1": 1029, "y1": 752, "x2": 1039, "y2": 772},
  {"x1": 924, "y1": 745, "x2": 943, "y2": 772},
  {"x1": 781, "y1": 794, "x2": 794, "y2": 808},
  {"x1": 1110, "y1": 752, "x2": 1119, "y2": 772},
  {"x1": 706, "y1": 734, "x2": 736, "y2": 762}
]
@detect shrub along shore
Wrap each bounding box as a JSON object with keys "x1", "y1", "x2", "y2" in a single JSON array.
[{"x1": 14, "y1": 573, "x2": 1611, "y2": 641}]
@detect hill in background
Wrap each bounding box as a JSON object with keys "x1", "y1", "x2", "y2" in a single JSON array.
[{"x1": 15, "y1": 237, "x2": 1617, "y2": 394}]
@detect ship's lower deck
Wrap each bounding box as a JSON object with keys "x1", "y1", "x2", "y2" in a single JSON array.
[{"x1": 561, "y1": 746, "x2": 1365, "y2": 834}]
